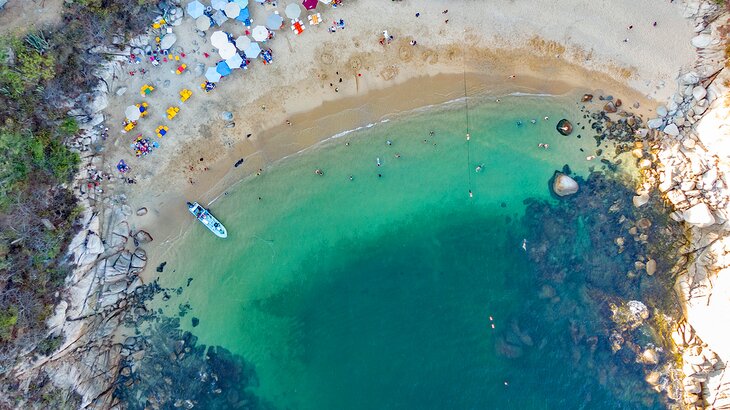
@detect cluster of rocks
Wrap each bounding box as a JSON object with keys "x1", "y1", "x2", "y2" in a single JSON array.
[
  {"x1": 666, "y1": 322, "x2": 730, "y2": 408},
  {"x1": 638, "y1": 1, "x2": 730, "y2": 408}
]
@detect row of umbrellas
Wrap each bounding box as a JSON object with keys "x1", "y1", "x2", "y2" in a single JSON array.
[{"x1": 188, "y1": 0, "x2": 328, "y2": 21}]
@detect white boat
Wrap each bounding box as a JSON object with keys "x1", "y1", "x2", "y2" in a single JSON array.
[{"x1": 187, "y1": 202, "x2": 227, "y2": 238}]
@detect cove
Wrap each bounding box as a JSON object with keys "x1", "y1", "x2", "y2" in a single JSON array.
[{"x1": 154, "y1": 93, "x2": 671, "y2": 409}]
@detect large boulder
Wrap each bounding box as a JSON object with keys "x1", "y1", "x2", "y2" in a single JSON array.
[
  {"x1": 552, "y1": 173, "x2": 579, "y2": 196},
  {"x1": 556, "y1": 119, "x2": 573, "y2": 136},
  {"x1": 682, "y1": 203, "x2": 715, "y2": 227}
]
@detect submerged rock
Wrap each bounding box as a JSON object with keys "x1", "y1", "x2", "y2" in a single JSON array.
[
  {"x1": 552, "y1": 173, "x2": 579, "y2": 196},
  {"x1": 556, "y1": 119, "x2": 573, "y2": 136}
]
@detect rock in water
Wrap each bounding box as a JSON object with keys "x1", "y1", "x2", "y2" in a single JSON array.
[
  {"x1": 645, "y1": 259, "x2": 656, "y2": 276},
  {"x1": 682, "y1": 203, "x2": 715, "y2": 227},
  {"x1": 552, "y1": 173, "x2": 579, "y2": 196},
  {"x1": 136, "y1": 207, "x2": 148, "y2": 216},
  {"x1": 556, "y1": 119, "x2": 573, "y2": 136},
  {"x1": 633, "y1": 193, "x2": 650, "y2": 207},
  {"x1": 603, "y1": 101, "x2": 617, "y2": 113}
]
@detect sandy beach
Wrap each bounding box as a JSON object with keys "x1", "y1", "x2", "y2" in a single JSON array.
[{"x1": 96, "y1": 0, "x2": 698, "y2": 274}]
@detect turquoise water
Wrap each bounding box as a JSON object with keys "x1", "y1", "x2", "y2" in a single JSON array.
[{"x1": 155, "y1": 94, "x2": 665, "y2": 409}]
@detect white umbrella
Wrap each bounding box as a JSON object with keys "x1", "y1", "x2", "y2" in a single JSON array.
[
  {"x1": 219, "y1": 43, "x2": 237, "y2": 59},
  {"x1": 319, "y1": 0, "x2": 332, "y2": 3},
  {"x1": 226, "y1": 53, "x2": 243, "y2": 69},
  {"x1": 187, "y1": 0, "x2": 205, "y2": 18},
  {"x1": 196, "y1": 15, "x2": 212, "y2": 31},
  {"x1": 251, "y1": 25, "x2": 269, "y2": 42},
  {"x1": 285, "y1": 3, "x2": 301, "y2": 19},
  {"x1": 205, "y1": 67, "x2": 222, "y2": 82},
  {"x1": 211, "y1": 0, "x2": 227, "y2": 10},
  {"x1": 232, "y1": 0, "x2": 248, "y2": 7},
  {"x1": 159, "y1": 33, "x2": 177, "y2": 50},
  {"x1": 224, "y1": 2, "x2": 240, "y2": 18},
  {"x1": 266, "y1": 12, "x2": 283, "y2": 30},
  {"x1": 235, "y1": 35, "x2": 251, "y2": 50},
  {"x1": 210, "y1": 30, "x2": 230, "y2": 48},
  {"x1": 244, "y1": 42, "x2": 261, "y2": 58},
  {"x1": 125, "y1": 105, "x2": 140, "y2": 121}
]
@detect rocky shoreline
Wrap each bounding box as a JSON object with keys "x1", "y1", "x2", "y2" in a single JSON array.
[
  {"x1": 4, "y1": 0, "x2": 728, "y2": 408},
  {"x1": 638, "y1": 1, "x2": 730, "y2": 408}
]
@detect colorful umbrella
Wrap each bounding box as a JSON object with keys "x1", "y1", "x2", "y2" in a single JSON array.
[
  {"x1": 205, "y1": 67, "x2": 222, "y2": 82},
  {"x1": 224, "y1": 2, "x2": 240, "y2": 18},
  {"x1": 235, "y1": 35, "x2": 251, "y2": 50},
  {"x1": 252, "y1": 25, "x2": 269, "y2": 41},
  {"x1": 232, "y1": 0, "x2": 248, "y2": 7},
  {"x1": 186, "y1": 0, "x2": 205, "y2": 18},
  {"x1": 196, "y1": 15, "x2": 212, "y2": 31},
  {"x1": 210, "y1": 30, "x2": 230, "y2": 48},
  {"x1": 244, "y1": 42, "x2": 261, "y2": 58},
  {"x1": 216, "y1": 61, "x2": 232, "y2": 76},
  {"x1": 266, "y1": 13, "x2": 283, "y2": 30},
  {"x1": 236, "y1": 7, "x2": 250, "y2": 22},
  {"x1": 285, "y1": 3, "x2": 301, "y2": 19},
  {"x1": 211, "y1": 0, "x2": 227, "y2": 10},
  {"x1": 219, "y1": 43, "x2": 237, "y2": 59},
  {"x1": 226, "y1": 53, "x2": 243, "y2": 69},
  {"x1": 302, "y1": 0, "x2": 317, "y2": 10}
]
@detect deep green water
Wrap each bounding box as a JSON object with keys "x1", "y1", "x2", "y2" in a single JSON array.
[{"x1": 154, "y1": 94, "x2": 667, "y2": 409}]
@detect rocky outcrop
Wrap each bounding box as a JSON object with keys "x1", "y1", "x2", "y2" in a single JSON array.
[
  {"x1": 638, "y1": 0, "x2": 730, "y2": 407},
  {"x1": 552, "y1": 173, "x2": 579, "y2": 196}
]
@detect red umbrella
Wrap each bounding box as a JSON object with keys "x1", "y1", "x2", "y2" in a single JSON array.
[{"x1": 302, "y1": 0, "x2": 317, "y2": 10}]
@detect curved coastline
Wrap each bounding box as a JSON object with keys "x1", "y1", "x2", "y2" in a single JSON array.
[{"x1": 16, "y1": 0, "x2": 730, "y2": 408}]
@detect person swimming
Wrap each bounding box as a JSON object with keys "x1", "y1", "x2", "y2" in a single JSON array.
[
  {"x1": 475, "y1": 164, "x2": 484, "y2": 172},
  {"x1": 521, "y1": 239, "x2": 527, "y2": 251},
  {"x1": 386, "y1": 140, "x2": 392, "y2": 145},
  {"x1": 376, "y1": 157, "x2": 381, "y2": 167}
]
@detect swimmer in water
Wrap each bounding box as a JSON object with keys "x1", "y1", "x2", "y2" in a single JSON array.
[
  {"x1": 349, "y1": 175, "x2": 354, "y2": 181},
  {"x1": 475, "y1": 164, "x2": 484, "y2": 172},
  {"x1": 469, "y1": 190, "x2": 473, "y2": 198},
  {"x1": 530, "y1": 119, "x2": 537, "y2": 124},
  {"x1": 386, "y1": 140, "x2": 392, "y2": 145},
  {"x1": 516, "y1": 120, "x2": 523, "y2": 126},
  {"x1": 538, "y1": 143, "x2": 544, "y2": 148},
  {"x1": 544, "y1": 116, "x2": 549, "y2": 120},
  {"x1": 586, "y1": 155, "x2": 596, "y2": 160},
  {"x1": 376, "y1": 158, "x2": 381, "y2": 167},
  {"x1": 466, "y1": 133, "x2": 470, "y2": 141},
  {"x1": 395, "y1": 153, "x2": 401, "y2": 158},
  {"x1": 429, "y1": 131, "x2": 435, "y2": 136},
  {"x1": 521, "y1": 239, "x2": 527, "y2": 251}
]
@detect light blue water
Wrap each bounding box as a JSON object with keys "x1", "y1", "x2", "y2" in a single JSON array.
[{"x1": 155, "y1": 94, "x2": 666, "y2": 409}]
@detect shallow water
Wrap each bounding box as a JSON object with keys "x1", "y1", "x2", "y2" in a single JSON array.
[{"x1": 155, "y1": 94, "x2": 666, "y2": 409}]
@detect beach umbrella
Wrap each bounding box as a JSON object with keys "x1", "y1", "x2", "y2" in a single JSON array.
[
  {"x1": 235, "y1": 35, "x2": 251, "y2": 50},
  {"x1": 205, "y1": 67, "x2": 222, "y2": 82},
  {"x1": 302, "y1": 0, "x2": 317, "y2": 10},
  {"x1": 236, "y1": 6, "x2": 250, "y2": 22},
  {"x1": 211, "y1": 10, "x2": 228, "y2": 26},
  {"x1": 224, "y1": 2, "x2": 240, "y2": 18},
  {"x1": 196, "y1": 15, "x2": 212, "y2": 31},
  {"x1": 285, "y1": 3, "x2": 301, "y2": 19},
  {"x1": 216, "y1": 61, "x2": 232, "y2": 76},
  {"x1": 219, "y1": 42, "x2": 237, "y2": 59},
  {"x1": 186, "y1": 0, "x2": 205, "y2": 18},
  {"x1": 211, "y1": 0, "x2": 227, "y2": 10},
  {"x1": 251, "y1": 25, "x2": 269, "y2": 42},
  {"x1": 232, "y1": 0, "x2": 248, "y2": 7},
  {"x1": 266, "y1": 13, "x2": 283, "y2": 30},
  {"x1": 225, "y1": 53, "x2": 243, "y2": 69},
  {"x1": 243, "y1": 42, "x2": 261, "y2": 58},
  {"x1": 319, "y1": 0, "x2": 332, "y2": 4},
  {"x1": 125, "y1": 105, "x2": 141, "y2": 121},
  {"x1": 254, "y1": 0, "x2": 265, "y2": 3},
  {"x1": 159, "y1": 33, "x2": 177, "y2": 50},
  {"x1": 210, "y1": 30, "x2": 230, "y2": 48}
]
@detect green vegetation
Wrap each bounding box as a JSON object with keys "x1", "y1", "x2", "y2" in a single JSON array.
[{"x1": 0, "y1": 0, "x2": 156, "y2": 405}]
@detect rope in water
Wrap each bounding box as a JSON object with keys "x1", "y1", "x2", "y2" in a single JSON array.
[{"x1": 462, "y1": 34, "x2": 473, "y2": 199}]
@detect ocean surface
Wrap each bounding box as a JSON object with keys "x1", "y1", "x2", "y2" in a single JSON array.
[{"x1": 155, "y1": 94, "x2": 667, "y2": 409}]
